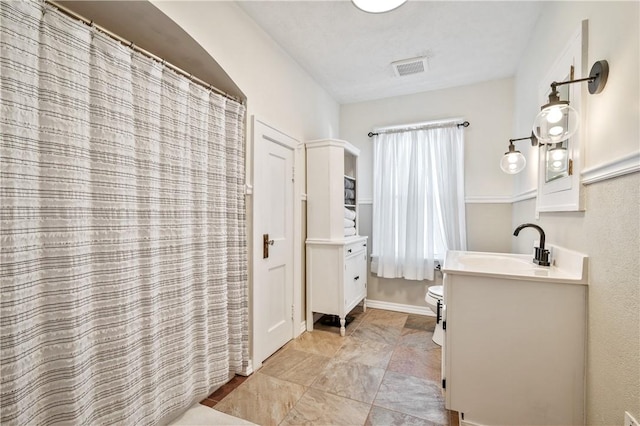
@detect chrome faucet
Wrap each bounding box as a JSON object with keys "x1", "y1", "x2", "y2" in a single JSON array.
[{"x1": 513, "y1": 223, "x2": 551, "y2": 266}]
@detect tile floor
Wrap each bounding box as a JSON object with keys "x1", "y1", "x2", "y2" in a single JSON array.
[{"x1": 201, "y1": 307, "x2": 459, "y2": 426}]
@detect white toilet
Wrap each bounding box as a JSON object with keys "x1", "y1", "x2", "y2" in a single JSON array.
[{"x1": 425, "y1": 285, "x2": 444, "y2": 346}]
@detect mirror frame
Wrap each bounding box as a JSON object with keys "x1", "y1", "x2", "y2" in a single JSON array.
[{"x1": 536, "y1": 20, "x2": 588, "y2": 214}]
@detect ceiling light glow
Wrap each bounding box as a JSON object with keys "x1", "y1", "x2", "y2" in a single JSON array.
[{"x1": 352, "y1": 0, "x2": 408, "y2": 13}]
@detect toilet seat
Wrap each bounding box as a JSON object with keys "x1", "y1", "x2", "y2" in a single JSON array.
[
  {"x1": 425, "y1": 284, "x2": 444, "y2": 347},
  {"x1": 427, "y1": 285, "x2": 443, "y2": 300}
]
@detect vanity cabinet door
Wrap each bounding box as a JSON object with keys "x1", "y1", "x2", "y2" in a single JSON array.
[{"x1": 344, "y1": 251, "x2": 363, "y2": 310}]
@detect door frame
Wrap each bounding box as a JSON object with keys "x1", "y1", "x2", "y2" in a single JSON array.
[{"x1": 250, "y1": 116, "x2": 303, "y2": 372}]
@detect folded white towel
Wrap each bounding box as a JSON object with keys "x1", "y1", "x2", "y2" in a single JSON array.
[
  {"x1": 344, "y1": 177, "x2": 355, "y2": 189},
  {"x1": 344, "y1": 207, "x2": 356, "y2": 220},
  {"x1": 344, "y1": 227, "x2": 356, "y2": 237},
  {"x1": 344, "y1": 218, "x2": 355, "y2": 228}
]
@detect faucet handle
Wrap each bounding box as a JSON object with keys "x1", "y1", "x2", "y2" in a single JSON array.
[{"x1": 534, "y1": 247, "x2": 551, "y2": 266}]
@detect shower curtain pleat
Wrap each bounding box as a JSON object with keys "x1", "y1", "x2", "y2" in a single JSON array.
[{"x1": 0, "y1": 2, "x2": 249, "y2": 425}]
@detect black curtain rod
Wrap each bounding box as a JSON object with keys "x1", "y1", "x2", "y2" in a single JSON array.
[{"x1": 368, "y1": 120, "x2": 470, "y2": 138}]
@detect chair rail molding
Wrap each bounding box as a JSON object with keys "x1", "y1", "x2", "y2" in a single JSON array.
[{"x1": 581, "y1": 151, "x2": 640, "y2": 185}]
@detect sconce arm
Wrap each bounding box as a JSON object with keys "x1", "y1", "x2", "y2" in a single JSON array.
[
  {"x1": 551, "y1": 75, "x2": 597, "y2": 89},
  {"x1": 509, "y1": 132, "x2": 539, "y2": 147},
  {"x1": 548, "y1": 60, "x2": 609, "y2": 95}
]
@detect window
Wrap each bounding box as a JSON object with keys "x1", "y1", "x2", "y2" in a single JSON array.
[{"x1": 371, "y1": 120, "x2": 467, "y2": 281}]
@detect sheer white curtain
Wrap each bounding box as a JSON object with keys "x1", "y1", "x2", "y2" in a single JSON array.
[
  {"x1": 1, "y1": 2, "x2": 248, "y2": 425},
  {"x1": 371, "y1": 122, "x2": 467, "y2": 281}
]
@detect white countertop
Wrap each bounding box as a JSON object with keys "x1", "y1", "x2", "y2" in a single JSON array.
[{"x1": 442, "y1": 248, "x2": 588, "y2": 284}]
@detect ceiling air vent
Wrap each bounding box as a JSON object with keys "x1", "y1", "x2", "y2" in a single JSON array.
[{"x1": 392, "y1": 56, "x2": 428, "y2": 77}]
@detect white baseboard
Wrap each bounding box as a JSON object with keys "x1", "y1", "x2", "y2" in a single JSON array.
[
  {"x1": 299, "y1": 320, "x2": 306, "y2": 335},
  {"x1": 366, "y1": 299, "x2": 435, "y2": 316},
  {"x1": 239, "y1": 362, "x2": 254, "y2": 377}
]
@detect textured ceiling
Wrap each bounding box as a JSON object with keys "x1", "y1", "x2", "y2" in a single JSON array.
[{"x1": 237, "y1": 1, "x2": 543, "y2": 104}]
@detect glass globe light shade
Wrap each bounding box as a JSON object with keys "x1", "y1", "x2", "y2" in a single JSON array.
[
  {"x1": 500, "y1": 150, "x2": 526, "y2": 174},
  {"x1": 533, "y1": 101, "x2": 579, "y2": 143},
  {"x1": 352, "y1": 0, "x2": 407, "y2": 13},
  {"x1": 545, "y1": 105, "x2": 564, "y2": 123}
]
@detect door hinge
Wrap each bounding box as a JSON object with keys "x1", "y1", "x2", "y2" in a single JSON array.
[
  {"x1": 292, "y1": 166, "x2": 295, "y2": 182},
  {"x1": 291, "y1": 304, "x2": 294, "y2": 320},
  {"x1": 442, "y1": 378, "x2": 446, "y2": 389}
]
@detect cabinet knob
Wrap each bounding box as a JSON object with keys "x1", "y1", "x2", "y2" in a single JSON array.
[
  {"x1": 347, "y1": 249, "x2": 352, "y2": 253},
  {"x1": 354, "y1": 276, "x2": 360, "y2": 280}
]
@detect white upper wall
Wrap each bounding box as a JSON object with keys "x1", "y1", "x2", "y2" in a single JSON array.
[
  {"x1": 340, "y1": 78, "x2": 515, "y2": 200},
  {"x1": 513, "y1": 1, "x2": 640, "y2": 196},
  {"x1": 151, "y1": 1, "x2": 340, "y2": 147}
]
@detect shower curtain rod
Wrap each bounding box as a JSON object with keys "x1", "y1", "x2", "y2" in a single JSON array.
[
  {"x1": 45, "y1": 0, "x2": 244, "y2": 105},
  {"x1": 367, "y1": 120, "x2": 469, "y2": 138}
]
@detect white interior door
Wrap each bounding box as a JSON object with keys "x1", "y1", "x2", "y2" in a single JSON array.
[{"x1": 252, "y1": 118, "x2": 296, "y2": 367}]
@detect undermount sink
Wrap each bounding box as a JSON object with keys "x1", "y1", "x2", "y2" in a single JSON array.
[
  {"x1": 443, "y1": 246, "x2": 588, "y2": 284},
  {"x1": 455, "y1": 253, "x2": 542, "y2": 270}
]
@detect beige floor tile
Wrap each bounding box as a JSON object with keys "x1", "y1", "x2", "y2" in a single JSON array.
[
  {"x1": 373, "y1": 371, "x2": 448, "y2": 425},
  {"x1": 281, "y1": 388, "x2": 370, "y2": 425},
  {"x1": 351, "y1": 321, "x2": 403, "y2": 345},
  {"x1": 287, "y1": 330, "x2": 346, "y2": 357},
  {"x1": 398, "y1": 328, "x2": 440, "y2": 351},
  {"x1": 388, "y1": 345, "x2": 442, "y2": 382},
  {"x1": 404, "y1": 314, "x2": 437, "y2": 331},
  {"x1": 260, "y1": 348, "x2": 330, "y2": 386},
  {"x1": 210, "y1": 309, "x2": 451, "y2": 426},
  {"x1": 365, "y1": 405, "x2": 441, "y2": 426},
  {"x1": 364, "y1": 309, "x2": 409, "y2": 328},
  {"x1": 213, "y1": 372, "x2": 305, "y2": 426},
  {"x1": 311, "y1": 359, "x2": 386, "y2": 403},
  {"x1": 333, "y1": 336, "x2": 395, "y2": 369}
]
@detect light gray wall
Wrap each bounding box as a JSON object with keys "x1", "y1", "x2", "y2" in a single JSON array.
[
  {"x1": 152, "y1": 1, "x2": 340, "y2": 331},
  {"x1": 511, "y1": 2, "x2": 639, "y2": 424},
  {"x1": 341, "y1": 78, "x2": 517, "y2": 201},
  {"x1": 340, "y1": 78, "x2": 515, "y2": 308},
  {"x1": 512, "y1": 175, "x2": 639, "y2": 424}
]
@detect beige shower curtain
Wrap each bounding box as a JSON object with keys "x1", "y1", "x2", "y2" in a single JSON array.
[{"x1": 0, "y1": 2, "x2": 249, "y2": 424}]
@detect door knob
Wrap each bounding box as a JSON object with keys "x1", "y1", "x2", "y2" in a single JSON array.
[{"x1": 263, "y1": 234, "x2": 274, "y2": 258}]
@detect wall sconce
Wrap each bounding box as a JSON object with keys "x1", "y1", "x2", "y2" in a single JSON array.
[
  {"x1": 500, "y1": 132, "x2": 538, "y2": 174},
  {"x1": 533, "y1": 60, "x2": 609, "y2": 143},
  {"x1": 352, "y1": 0, "x2": 407, "y2": 13}
]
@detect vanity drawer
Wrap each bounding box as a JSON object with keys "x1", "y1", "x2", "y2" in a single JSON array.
[{"x1": 345, "y1": 240, "x2": 367, "y2": 257}]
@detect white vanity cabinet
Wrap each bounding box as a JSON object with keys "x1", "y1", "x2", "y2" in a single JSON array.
[
  {"x1": 442, "y1": 250, "x2": 588, "y2": 425},
  {"x1": 306, "y1": 238, "x2": 368, "y2": 336},
  {"x1": 305, "y1": 139, "x2": 367, "y2": 336}
]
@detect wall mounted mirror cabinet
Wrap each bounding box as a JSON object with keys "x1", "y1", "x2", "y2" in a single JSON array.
[{"x1": 535, "y1": 21, "x2": 587, "y2": 213}]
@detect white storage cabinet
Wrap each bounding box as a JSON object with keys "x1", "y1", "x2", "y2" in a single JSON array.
[{"x1": 305, "y1": 139, "x2": 367, "y2": 336}]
